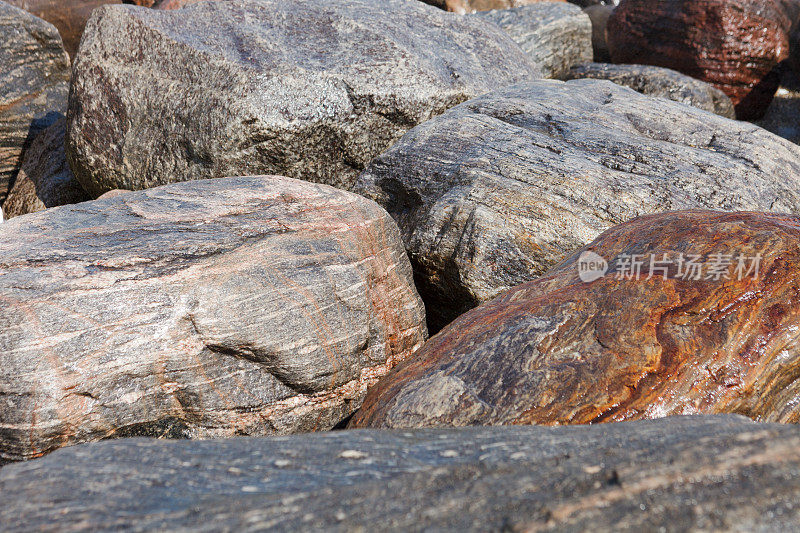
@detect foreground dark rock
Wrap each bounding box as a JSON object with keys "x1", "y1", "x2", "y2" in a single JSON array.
[
  {"x1": 0, "y1": 176, "x2": 427, "y2": 463},
  {"x1": 66, "y1": 0, "x2": 539, "y2": 197},
  {"x1": 355, "y1": 79, "x2": 800, "y2": 329},
  {"x1": 566, "y1": 63, "x2": 736, "y2": 117},
  {"x1": 6, "y1": 1, "x2": 121, "y2": 57},
  {"x1": 351, "y1": 210, "x2": 800, "y2": 429},
  {"x1": 2, "y1": 415, "x2": 799, "y2": 530},
  {"x1": 475, "y1": 3, "x2": 592, "y2": 79},
  {"x1": 606, "y1": 0, "x2": 790, "y2": 119},
  {"x1": 3, "y1": 117, "x2": 89, "y2": 219},
  {"x1": 0, "y1": 2, "x2": 70, "y2": 204}
]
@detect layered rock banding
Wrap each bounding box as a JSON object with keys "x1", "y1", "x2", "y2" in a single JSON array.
[
  {"x1": 66, "y1": 0, "x2": 540, "y2": 197},
  {"x1": 350, "y1": 210, "x2": 800, "y2": 429},
  {"x1": 475, "y1": 2, "x2": 592, "y2": 79},
  {"x1": 355, "y1": 79, "x2": 800, "y2": 329},
  {"x1": 0, "y1": 176, "x2": 427, "y2": 463},
  {"x1": 606, "y1": 0, "x2": 791, "y2": 119},
  {"x1": 0, "y1": 2, "x2": 70, "y2": 204}
]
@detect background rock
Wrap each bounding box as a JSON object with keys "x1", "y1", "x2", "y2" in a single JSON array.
[
  {"x1": 351, "y1": 210, "x2": 800, "y2": 429},
  {"x1": 0, "y1": 176, "x2": 427, "y2": 463},
  {"x1": 606, "y1": 0, "x2": 790, "y2": 120},
  {"x1": 421, "y1": 0, "x2": 564, "y2": 14},
  {"x1": 566, "y1": 63, "x2": 736, "y2": 117},
  {"x1": 0, "y1": 2, "x2": 70, "y2": 205},
  {"x1": 3, "y1": 117, "x2": 89, "y2": 219},
  {"x1": 584, "y1": 4, "x2": 614, "y2": 62},
  {"x1": 66, "y1": 0, "x2": 540, "y2": 197},
  {"x1": 2, "y1": 416, "x2": 800, "y2": 530},
  {"x1": 355, "y1": 79, "x2": 800, "y2": 330},
  {"x1": 475, "y1": 2, "x2": 592, "y2": 79},
  {"x1": 152, "y1": 0, "x2": 209, "y2": 8},
  {"x1": 754, "y1": 68, "x2": 800, "y2": 143}
]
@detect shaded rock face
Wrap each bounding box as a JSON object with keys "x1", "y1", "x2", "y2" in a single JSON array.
[
  {"x1": 2, "y1": 416, "x2": 800, "y2": 530},
  {"x1": 584, "y1": 4, "x2": 614, "y2": 62},
  {"x1": 606, "y1": 0, "x2": 790, "y2": 120},
  {"x1": 3, "y1": 117, "x2": 89, "y2": 219},
  {"x1": 351, "y1": 211, "x2": 800, "y2": 429},
  {"x1": 0, "y1": 176, "x2": 427, "y2": 463},
  {"x1": 566, "y1": 63, "x2": 736, "y2": 117},
  {"x1": 355, "y1": 79, "x2": 800, "y2": 330},
  {"x1": 421, "y1": 0, "x2": 564, "y2": 14},
  {"x1": 66, "y1": 0, "x2": 540, "y2": 198},
  {"x1": 474, "y1": 2, "x2": 592, "y2": 79},
  {"x1": 6, "y1": 1, "x2": 121, "y2": 57},
  {"x1": 0, "y1": 2, "x2": 70, "y2": 204}
]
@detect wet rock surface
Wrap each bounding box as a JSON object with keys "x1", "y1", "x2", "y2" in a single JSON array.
[
  {"x1": 475, "y1": 2, "x2": 592, "y2": 79},
  {"x1": 2, "y1": 415, "x2": 799, "y2": 531},
  {"x1": 351, "y1": 210, "x2": 800, "y2": 429},
  {"x1": 66, "y1": 0, "x2": 540, "y2": 197},
  {"x1": 0, "y1": 2, "x2": 70, "y2": 204},
  {"x1": 606, "y1": 0, "x2": 791, "y2": 119},
  {"x1": 355, "y1": 79, "x2": 800, "y2": 329},
  {"x1": 566, "y1": 62, "x2": 736, "y2": 117},
  {"x1": 3, "y1": 117, "x2": 89, "y2": 219},
  {"x1": 0, "y1": 176, "x2": 427, "y2": 463}
]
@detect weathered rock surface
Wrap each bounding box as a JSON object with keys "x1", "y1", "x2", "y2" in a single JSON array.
[
  {"x1": 2, "y1": 415, "x2": 800, "y2": 530},
  {"x1": 351, "y1": 210, "x2": 800, "y2": 429},
  {"x1": 0, "y1": 176, "x2": 427, "y2": 463},
  {"x1": 566, "y1": 63, "x2": 736, "y2": 117},
  {"x1": 584, "y1": 4, "x2": 614, "y2": 62},
  {"x1": 66, "y1": 0, "x2": 540, "y2": 197},
  {"x1": 606, "y1": 0, "x2": 790, "y2": 119},
  {"x1": 422, "y1": 0, "x2": 564, "y2": 14},
  {"x1": 0, "y1": 2, "x2": 70, "y2": 204},
  {"x1": 475, "y1": 2, "x2": 592, "y2": 79},
  {"x1": 355, "y1": 79, "x2": 800, "y2": 330},
  {"x1": 3, "y1": 117, "x2": 89, "y2": 219},
  {"x1": 6, "y1": 1, "x2": 121, "y2": 57}
]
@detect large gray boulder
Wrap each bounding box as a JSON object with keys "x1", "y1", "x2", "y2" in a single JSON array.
[
  {"x1": 355, "y1": 79, "x2": 800, "y2": 329},
  {"x1": 2, "y1": 415, "x2": 800, "y2": 530},
  {"x1": 0, "y1": 1, "x2": 70, "y2": 204},
  {"x1": 474, "y1": 2, "x2": 592, "y2": 79},
  {"x1": 566, "y1": 62, "x2": 736, "y2": 117},
  {"x1": 66, "y1": 0, "x2": 540, "y2": 197},
  {"x1": 0, "y1": 176, "x2": 427, "y2": 463}
]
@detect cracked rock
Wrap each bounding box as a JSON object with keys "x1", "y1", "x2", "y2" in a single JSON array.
[
  {"x1": 0, "y1": 176, "x2": 427, "y2": 463},
  {"x1": 65, "y1": 0, "x2": 540, "y2": 197},
  {"x1": 2, "y1": 415, "x2": 800, "y2": 530},
  {"x1": 355, "y1": 79, "x2": 800, "y2": 330},
  {"x1": 350, "y1": 210, "x2": 800, "y2": 429}
]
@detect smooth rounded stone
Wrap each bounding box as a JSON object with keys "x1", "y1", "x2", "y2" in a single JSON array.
[
  {"x1": 66, "y1": 0, "x2": 540, "y2": 198},
  {"x1": 2, "y1": 415, "x2": 800, "y2": 530},
  {"x1": 421, "y1": 0, "x2": 564, "y2": 14},
  {"x1": 351, "y1": 210, "x2": 800, "y2": 429},
  {"x1": 354, "y1": 79, "x2": 800, "y2": 331},
  {"x1": 566, "y1": 63, "x2": 736, "y2": 117},
  {"x1": 584, "y1": 4, "x2": 614, "y2": 62},
  {"x1": 474, "y1": 2, "x2": 592, "y2": 79},
  {"x1": 0, "y1": 176, "x2": 427, "y2": 463},
  {"x1": 606, "y1": 0, "x2": 790, "y2": 120},
  {"x1": 3, "y1": 117, "x2": 89, "y2": 219},
  {"x1": 0, "y1": 2, "x2": 70, "y2": 205},
  {"x1": 96, "y1": 188, "x2": 130, "y2": 199},
  {"x1": 6, "y1": 1, "x2": 121, "y2": 57}
]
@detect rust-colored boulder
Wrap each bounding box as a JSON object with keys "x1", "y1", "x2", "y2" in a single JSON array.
[
  {"x1": 6, "y1": 1, "x2": 122, "y2": 57},
  {"x1": 606, "y1": 0, "x2": 791, "y2": 119},
  {"x1": 421, "y1": 0, "x2": 564, "y2": 14},
  {"x1": 351, "y1": 210, "x2": 800, "y2": 429}
]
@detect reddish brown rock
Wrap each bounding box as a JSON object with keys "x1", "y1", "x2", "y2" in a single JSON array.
[
  {"x1": 420, "y1": 0, "x2": 564, "y2": 14},
  {"x1": 350, "y1": 210, "x2": 800, "y2": 429},
  {"x1": 606, "y1": 0, "x2": 790, "y2": 119},
  {"x1": 6, "y1": 1, "x2": 122, "y2": 57}
]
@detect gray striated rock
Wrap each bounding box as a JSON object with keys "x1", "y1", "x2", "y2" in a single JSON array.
[
  {"x1": 0, "y1": 1, "x2": 70, "y2": 204},
  {"x1": 3, "y1": 117, "x2": 89, "y2": 219},
  {"x1": 66, "y1": 0, "x2": 540, "y2": 197},
  {"x1": 1, "y1": 415, "x2": 800, "y2": 531},
  {"x1": 355, "y1": 79, "x2": 800, "y2": 329},
  {"x1": 566, "y1": 62, "x2": 736, "y2": 117},
  {"x1": 474, "y1": 2, "x2": 592, "y2": 79},
  {"x1": 0, "y1": 176, "x2": 427, "y2": 463}
]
